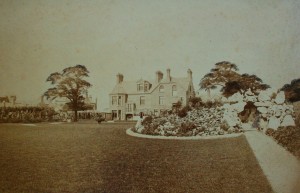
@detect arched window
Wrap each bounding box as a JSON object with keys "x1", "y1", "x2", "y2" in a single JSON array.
[
  {"x1": 172, "y1": 85, "x2": 177, "y2": 96},
  {"x1": 159, "y1": 85, "x2": 164, "y2": 92}
]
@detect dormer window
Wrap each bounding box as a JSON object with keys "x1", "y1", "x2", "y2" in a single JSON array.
[
  {"x1": 137, "y1": 83, "x2": 143, "y2": 91},
  {"x1": 137, "y1": 81, "x2": 151, "y2": 92},
  {"x1": 159, "y1": 85, "x2": 164, "y2": 92}
]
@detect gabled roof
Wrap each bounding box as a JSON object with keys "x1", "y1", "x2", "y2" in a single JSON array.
[{"x1": 110, "y1": 76, "x2": 193, "y2": 95}]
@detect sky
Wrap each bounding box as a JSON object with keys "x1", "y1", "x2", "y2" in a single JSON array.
[{"x1": 0, "y1": 0, "x2": 300, "y2": 110}]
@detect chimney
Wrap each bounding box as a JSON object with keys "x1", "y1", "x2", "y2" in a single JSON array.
[
  {"x1": 166, "y1": 68, "x2": 171, "y2": 82},
  {"x1": 187, "y1": 69, "x2": 192, "y2": 81},
  {"x1": 116, "y1": 73, "x2": 124, "y2": 84},
  {"x1": 156, "y1": 71, "x2": 163, "y2": 83}
]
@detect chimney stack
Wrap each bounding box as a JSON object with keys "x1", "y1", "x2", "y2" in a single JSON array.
[
  {"x1": 116, "y1": 73, "x2": 124, "y2": 84},
  {"x1": 156, "y1": 71, "x2": 163, "y2": 83},
  {"x1": 166, "y1": 68, "x2": 171, "y2": 82},
  {"x1": 187, "y1": 69, "x2": 192, "y2": 81}
]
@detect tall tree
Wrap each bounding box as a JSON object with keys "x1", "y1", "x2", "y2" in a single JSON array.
[
  {"x1": 221, "y1": 74, "x2": 270, "y2": 97},
  {"x1": 44, "y1": 65, "x2": 92, "y2": 122},
  {"x1": 200, "y1": 61, "x2": 269, "y2": 98},
  {"x1": 200, "y1": 61, "x2": 240, "y2": 98},
  {"x1": 281, "y1": 78, "x2": 300, "y2": 103}
]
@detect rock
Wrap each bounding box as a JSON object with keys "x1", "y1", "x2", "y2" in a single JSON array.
[
  {"x1": 241, "y1": 123, "x2": 253, "y2": 130},
  {"x1": 227, "y1": 93, "x2": 243, "y2": 102},
  {"x1": 231, "y1": 102, "x2": 246, "y2": 113},
  {"x1": 280, "y1": 115, "x2": 295, "y2": 127},
  {"x1": 245, "y1": 88, "x2": 254, "y2": 96},
  {"x1": 223, "y1": 114, "x2": 240, "y2": 127},
  {"x1": 244, "y1": 95, "x2": 257, "y2": 102},
  {"x1": 274, "y1": 91, "x2": 285, "y2": 105},
  {"x1": 254, "y1": 101, "x2": 273, "y2": 107},
  {"x1": 259, "y1": 119, "x2": 268, "y2": 130},
  {"x1": 221, "y1": 97, "x2": 228, "y2": 102},
  {"x1": 258, "y1": 90, "x2": 271, "y2": 102},
  {"x1": 257, "y1": 107, "x2": 268, "y2": 114},
  {"x1": 268, "y1": 116, "x2": 281, "y2": 130}
]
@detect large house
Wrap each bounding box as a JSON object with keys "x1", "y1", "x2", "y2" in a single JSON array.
[{"x1": 109, "y1": 69, "x2": 195, "y2": 120}]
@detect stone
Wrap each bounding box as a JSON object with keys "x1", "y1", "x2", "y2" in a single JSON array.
[
  {"x1": 231, "y1": 102, "x2": 246, "y2": 113},
  {"x1": 280, "y1": 115, "x2": 295, "y2": 127},
  {"x1": 241, "y1": 123, "x2": 252, "y2": 130},
  {"x1": 274, "y1": 91, "x2": 285, "y2": 105},
  {"x1": 254, "y1": 101, "x2": 273, "y2": 107},
  {"x1": 259, "y1": 119, "x2": 268, "y2": 130},
  {"x1": 268, "y1": 116, "x2": 281, "y2": 130},
  {"x1": 244, "y1": 95, "x2": 257, "y2": 102},
  {"x1": 245, "y1": 88, "x2": 254, "y2": 96},
  {"x1": 257, "y1": 107, "x2": 268, "y2": 114},
  {"x1": 258, "y1": 90, "x2": 271, "y2": 102},
  {"x1": 227, "y1": 92, "x2": 244, "y2": 102}
]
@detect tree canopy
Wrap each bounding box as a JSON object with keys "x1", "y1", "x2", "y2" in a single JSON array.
[
  {"x1": 200, "y1": 61, "x2": 269, "y2": 97},
  {"x1": 281, "y1": 78, "x2": 300, "y2": 103},
  {"x1": 44, "y1": 65, "x2": 92, "y2": 121}
]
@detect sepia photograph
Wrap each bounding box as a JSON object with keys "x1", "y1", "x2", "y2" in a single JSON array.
[{"x1": 0, "y1": 0, "x2": 300, "y2": 192}]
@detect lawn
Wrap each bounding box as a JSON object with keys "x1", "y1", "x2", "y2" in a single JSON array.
[{"x1": 0, "y1": 122, "x2": 273, "y2": 193}]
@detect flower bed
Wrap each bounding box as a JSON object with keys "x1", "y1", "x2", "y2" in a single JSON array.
[{"x1": 134, "y1": 107, "x2": 243, "y2": 137}]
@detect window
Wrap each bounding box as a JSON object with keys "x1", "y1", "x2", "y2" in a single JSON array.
[
  {"x1": 144, "y1": 84, "x2": 148, "y2": 92},
  {"x1": 127, "y1": 104, "x2": 132, "y2": 112},
  {"x1": 112, "y1": 96, "x2": 117, "y2": 105},
  {"x1": 137, "y1": 84, "x2": 143, "y2": 91},
  {"x1": 140, "y1": 96, "x2": 145, "y2": 105},
  {"x1": 159, "y1": 85, "x2": 164, "y2": 92},
  {"x1": 159, "y1": 96, "x2": 164, "y2": 105},
  {"x1": 118, "y1": 96, "x2": 122, "y2": 105},
  {"x1": 172, "y1": 85, "x2": 177, "y2": 96}
]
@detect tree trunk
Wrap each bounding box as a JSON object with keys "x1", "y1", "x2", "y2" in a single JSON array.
[{"x1": 74, "y1": 109, "x2": 78, "y2": 122}]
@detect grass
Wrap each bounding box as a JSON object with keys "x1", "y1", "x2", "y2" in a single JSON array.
[{"x1": 0, "y1": 122, "x2": 273, "y2": 193}]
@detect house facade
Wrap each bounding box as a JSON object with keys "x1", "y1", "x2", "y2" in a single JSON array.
[{"x1": 109, "y1": 69, "x2": 195, "y2": 120}]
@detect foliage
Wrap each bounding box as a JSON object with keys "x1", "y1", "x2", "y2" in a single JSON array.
[
  {"x1": 266, "y1": 126, "x2": 300, "y2": 158},
  {"x1": 189, "y1": 97, "x2": 202, "y2": 108},
  {"x1": 0, "y1": 106, "x2": 56, "y2": 123},
  {"x1": 177, "y1": 105, "x2": 191, "y2": 118},
  {"x1": 178, "y1": 121, "x2": 196, "y2": 136},
  {"x1": 142, "y1": 116, "x2": 153, "y2": 128},
  {"x1": 200, "y1": 61, "x2": 269, "y2": 97},
  {"x1": 200, "y1": 61, "x2": 240, "y2": 92},
  {"x1": 44, "y1": 65, "x2": 92, "y2": 122},
  {"x1": 172, "y1": 101, "x2": 182, "y2": 113},
  {"x1": 281, "y1": 78, "x2": 300, "y2": 103}
]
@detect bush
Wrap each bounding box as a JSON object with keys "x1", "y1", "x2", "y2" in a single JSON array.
[
  {"x1": 141, "y1": 116, "x2": 153, "y2": 128},
  {"x1": 266, "y1": 126, "x2": 300, "y2": 158},
  {"x1": 178, "y1": 121, "x2": 196, "y2": 136},
  {"x1": 177, "y1": 105, "x2": 191, "y2": 118}
]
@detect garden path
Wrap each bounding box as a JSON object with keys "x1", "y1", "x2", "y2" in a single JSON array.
[{"x1": 244, "y1": 130, "x2": 300, "y2": 193}]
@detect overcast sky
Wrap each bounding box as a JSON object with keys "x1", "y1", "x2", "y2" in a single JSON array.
[{"x1": 0, "y1": 0, "x2": 300, "y2": 110}]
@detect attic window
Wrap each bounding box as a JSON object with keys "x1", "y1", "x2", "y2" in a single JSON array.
[
  {"x1": 159, "y1": 85, "x2": 164, "y2": 92},
  {"x1": 137, "y1": 84, "x2": 143, "y2": 91}
]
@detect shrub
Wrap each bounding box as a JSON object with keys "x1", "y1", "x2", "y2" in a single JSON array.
[
  {"x1": 142, "y1": 116, "x2": 153, "y2": 126},
  {"x1": 177, "y1": 105, "x2": 191, "y2": 118},
  {"x1": 178, "y1": 121, "x2": 196, "y2": 135},
  {"x1": 266, "y1": 126, "x2": 300, "y2": 158},
  {"x1": 189, "y1": 97, "x2": 202, "y2": 108}
]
